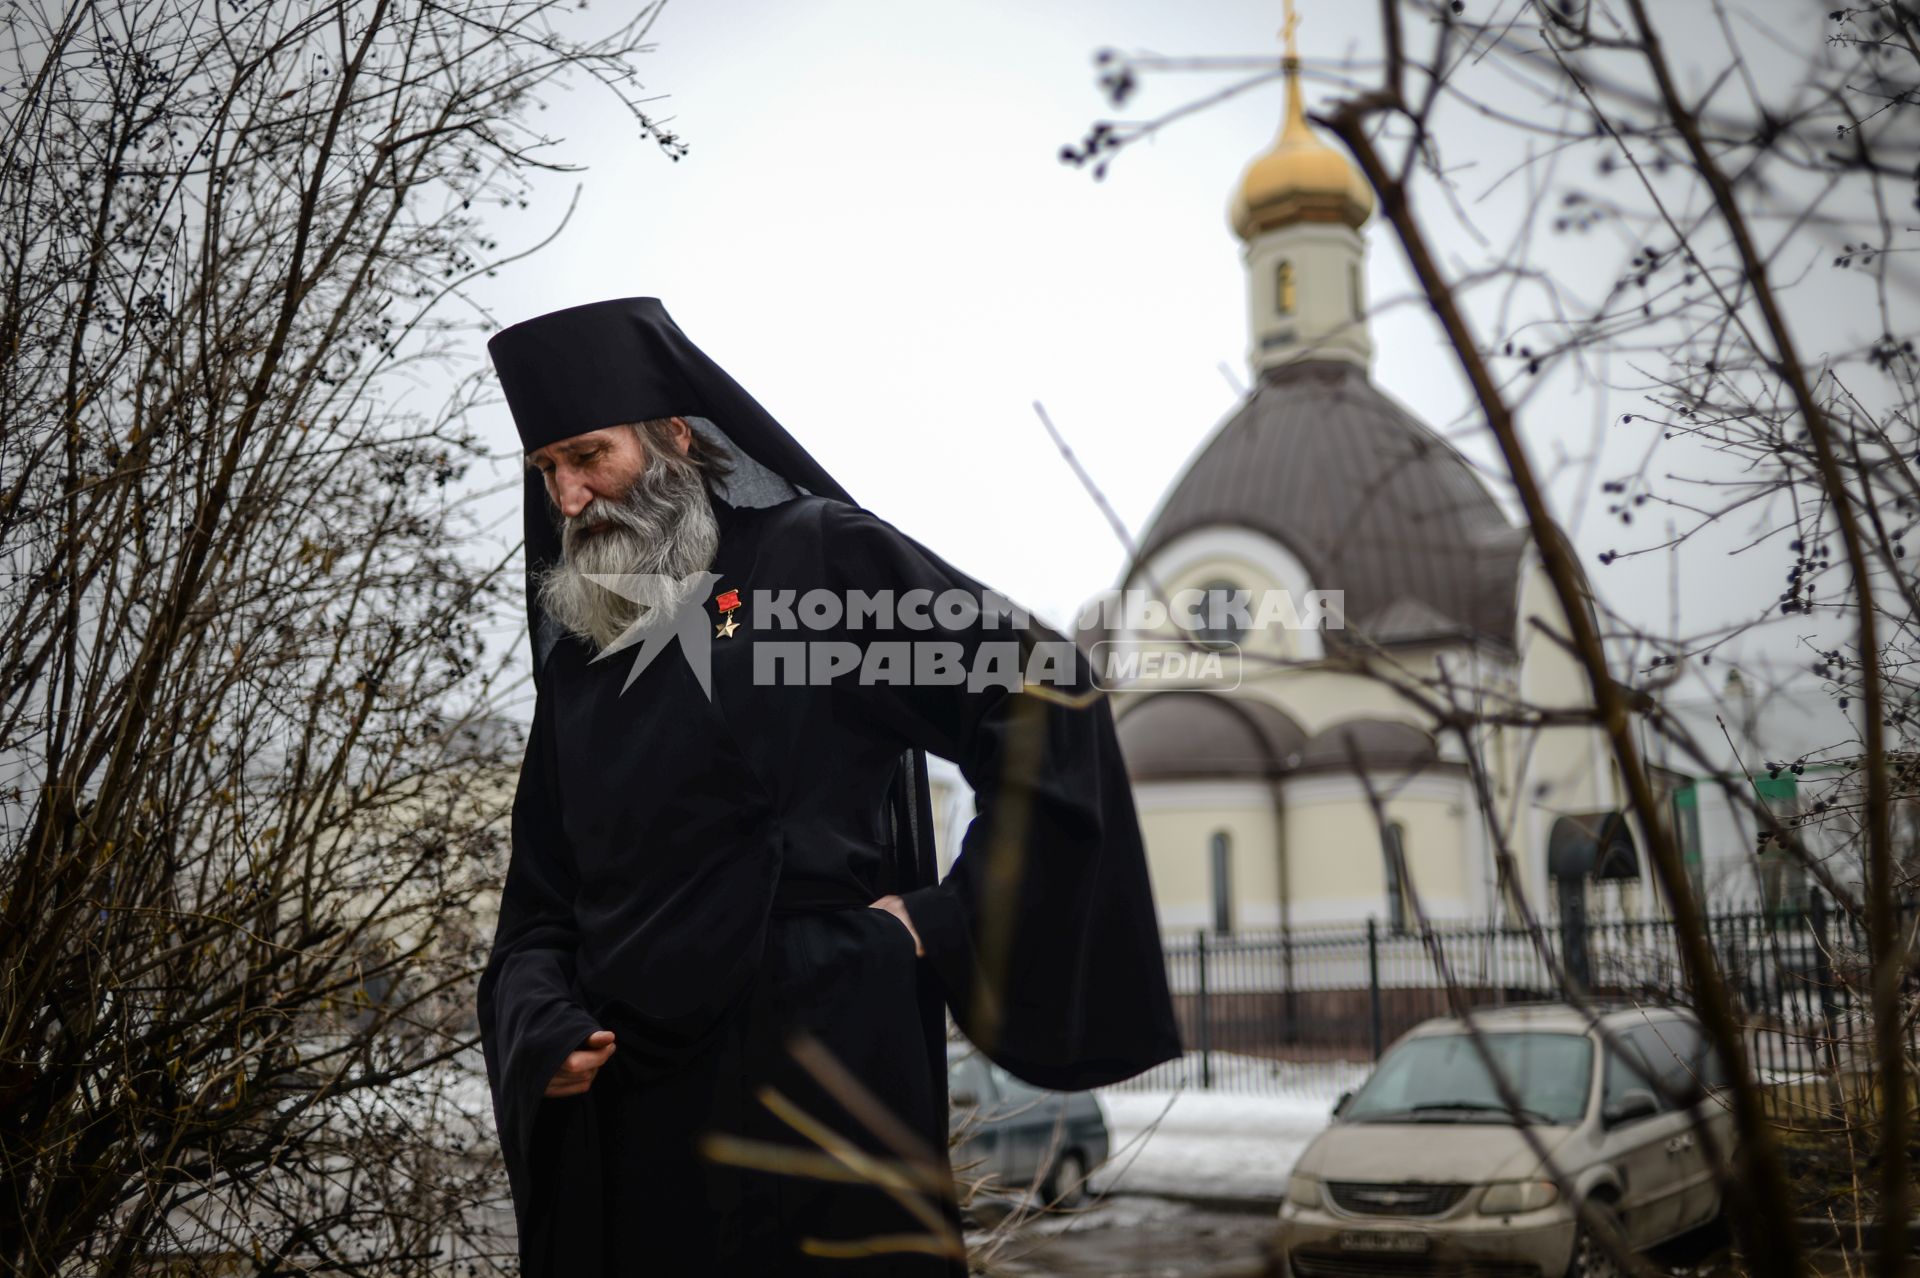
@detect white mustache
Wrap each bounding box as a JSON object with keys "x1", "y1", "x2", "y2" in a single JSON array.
[{"x1": 535, "y1": 451, "x2": 719, "y2": 651}]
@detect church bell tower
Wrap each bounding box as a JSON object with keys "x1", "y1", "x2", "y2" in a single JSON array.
[{"x1": 1228, "y1": 2, "x2": 1375, "y2": 375}]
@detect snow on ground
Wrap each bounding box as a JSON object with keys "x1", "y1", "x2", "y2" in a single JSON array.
[
  {"x1": 1089, "y1": 1085, "x2": 1344, "y2": 1202},
  {"x1": 1112, "y1": 1049, "x2": 1370, "y2": 1099}
]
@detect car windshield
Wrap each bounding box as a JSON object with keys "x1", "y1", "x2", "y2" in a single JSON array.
[{"x1": 1342, "y1": 1031, "x2": 1593, "y2": 1125}]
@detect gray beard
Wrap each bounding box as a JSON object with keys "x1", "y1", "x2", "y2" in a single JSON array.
[{"x1": 534, "y1": 451, "x2": 720, "y2": 653}]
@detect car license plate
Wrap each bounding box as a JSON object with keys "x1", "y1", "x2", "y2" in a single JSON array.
[{"x1": 1338, "y1": 1231, "x2": 1430, "y2": 1254}]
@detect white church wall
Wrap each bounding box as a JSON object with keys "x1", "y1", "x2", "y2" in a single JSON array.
[
  {"x1": 1240, "y1": 668, "x2": 1433, "y2": 736},
  {"x1": 1120, "y1": 525, "x2": 1326, "y2": 667},
  {"x1": 1280, "y1": 771, "x2": 1475, "y2": 925},
  {"x1": 922, "y1": 754, "x2": 971, "y2": 879},
  {"x1": 1243, "y1": 220, "x2": 1372, "y2": 372},
  {"x1": 1130, "y1": 780, "x2": 1281, "y2": 933},
  {"x1": 1117, "y1": 524, "x2": 1521, "y2": 930}
]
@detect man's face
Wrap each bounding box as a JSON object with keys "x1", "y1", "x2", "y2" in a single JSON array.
[
  {"x1": 527, "y1": 416, "x2": 718, "y2": 650},
  {"x1": 525, "y1": 417, "x2": 692, "y2": 522}
]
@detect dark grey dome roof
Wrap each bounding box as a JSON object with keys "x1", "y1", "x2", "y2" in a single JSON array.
[
  {"x1": 1116, "y1": 692, "x2": 1308, "y2": 781},
  {"x1": 1297, "y1": 718, "x2": 1441, "y2": 772},
  {"x1": 1133, "y1": 360, "x2": 1527, "y2": 651},
  {"x1": 1116, "y1": 695, "x2": 1446, "y2": 782}
]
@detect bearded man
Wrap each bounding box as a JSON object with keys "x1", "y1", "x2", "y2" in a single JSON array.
[{"x1": 477, "y1": 297, "x2": 1180, "y2": 1276}]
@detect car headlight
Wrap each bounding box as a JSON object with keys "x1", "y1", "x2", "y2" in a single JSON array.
[
  {"x1": 1287, "y1": 1173, "x2": 1322, "y2": 1209},
  {"x1": 1478, "y1": 1180, "x2": 1560, "y2": 1215}
]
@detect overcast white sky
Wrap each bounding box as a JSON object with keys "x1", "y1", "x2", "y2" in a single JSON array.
[{"x1": 450, "y1": 0, "x2": 1884, "y2": 700}]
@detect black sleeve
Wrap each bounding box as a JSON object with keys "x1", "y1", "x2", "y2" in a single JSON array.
[
  {"x1": 475, "y1": 689, "x2": 606, "y2": 1225},
  {"x1": 814, "y1": 498, "x2": 1182, "y2": 1090}
]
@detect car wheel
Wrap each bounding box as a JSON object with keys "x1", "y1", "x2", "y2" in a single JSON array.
[
  {"x1": 1566, "y1": 1200, "x2": 1626, "y2": 1278},
  {"x1": 1045, "y1": 1150, "x2": 1089, "y2": 1208}
]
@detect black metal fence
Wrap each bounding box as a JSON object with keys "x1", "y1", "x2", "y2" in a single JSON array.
[{"x1": 1111, "y1": 898, "x2": 1920, "y2": 1100}]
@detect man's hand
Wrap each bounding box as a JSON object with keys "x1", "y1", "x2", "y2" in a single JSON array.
[
  {"x1": 868, "y1": 894, "x2": 925, "y2": 957},
  {"x1": 544, "y1": 1029, "x2": 616, "y2": 1098}
]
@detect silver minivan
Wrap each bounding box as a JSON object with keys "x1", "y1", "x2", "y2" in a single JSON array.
[{"x1": 1277, "y1": 1003, "x2": 1736, "y2": 1278}]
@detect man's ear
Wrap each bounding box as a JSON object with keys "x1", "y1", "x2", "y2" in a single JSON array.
[{"x1": 666, "y1": 415, "x2": 693, "y2": 456}]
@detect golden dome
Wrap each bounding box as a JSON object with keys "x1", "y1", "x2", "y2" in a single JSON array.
[{"x1": 1229, "y1": 54, "x2": 1373, "y2": 239}]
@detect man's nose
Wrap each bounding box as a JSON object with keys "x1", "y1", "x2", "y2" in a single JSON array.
[{"x1": 554, "y1": 468, "x2": 594, "y2": 519}]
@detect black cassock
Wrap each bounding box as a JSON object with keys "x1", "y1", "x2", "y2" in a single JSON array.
[{"x1": 476, "y1": 299, "x2": 1181, "y2": 1275}]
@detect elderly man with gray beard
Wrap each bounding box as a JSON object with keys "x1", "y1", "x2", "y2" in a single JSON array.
[
  {"x1": 476, "y1": 297, "x2": 1180, "y2": 1276},
  {"x1": 531, "y1": 414, "x2": 726, "y2": 655}
]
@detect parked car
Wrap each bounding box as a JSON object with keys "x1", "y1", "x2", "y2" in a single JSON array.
[
  {"x1": 947, "y1": 1041, "x2": 1110, "y2": 1207},
  {"x1": 1277, "y1": 1003, "x2": 1735, "y2": 1278}
]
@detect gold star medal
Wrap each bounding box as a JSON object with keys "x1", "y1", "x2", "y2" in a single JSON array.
[{"x1": 714, "y1": 587, "x2": 742, "y2": 638}]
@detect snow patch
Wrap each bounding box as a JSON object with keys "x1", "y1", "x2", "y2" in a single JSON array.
[{"x1": 1089, "y1": 1085, "x2": 1344, "y2": 1201}]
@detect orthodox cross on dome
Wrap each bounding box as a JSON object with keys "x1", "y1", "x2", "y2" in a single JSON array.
[
  {"x1": 1278, "y1": 0, "x2": 1309, "y2": 143},
  {"x1": 1231, "y1": 0, "x2": 1371, "y2": 244}
]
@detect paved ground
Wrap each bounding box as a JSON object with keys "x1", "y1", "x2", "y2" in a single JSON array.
[
  {"x1": 968, "y1": 1195, "x2": 1742, "y2": 1278},
  {"x1": 966, "y1": 1194, "x2": 1279, "y2": 1277}
]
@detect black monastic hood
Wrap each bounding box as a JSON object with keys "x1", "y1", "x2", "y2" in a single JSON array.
[
  {"x1": 487, "y1": 294, "x2": 939, "y2": 906},
  {"x1": 488, "y1": 296, "x2": 853, "y2": 676}
]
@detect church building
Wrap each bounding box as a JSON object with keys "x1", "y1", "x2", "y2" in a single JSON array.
[{"x1": 1085, "y1": 36, "x2": 1637, "y2": 936}]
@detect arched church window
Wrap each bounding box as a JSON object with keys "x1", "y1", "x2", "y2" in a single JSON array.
[
  {"x1": 1209, "y1": 829, "x2": 1232, "y2": 936},
  {"x1": 1384, "y1": 821, "x2": 1410, "y2": 936},
  {"x1": 1274, "y1": 260, "x2": 1296, "y2": 316},
  {"x1": 1195, "y1": 577, "x2": 1248, "y2": 652},
  {"x1": 1348, "y1": 261, "x2": 1363, "y2": 321}
]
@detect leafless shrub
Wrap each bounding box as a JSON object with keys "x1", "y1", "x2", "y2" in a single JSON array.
[{"x1": 0, "y1": 2, "x2": 679, "y2": 1272}]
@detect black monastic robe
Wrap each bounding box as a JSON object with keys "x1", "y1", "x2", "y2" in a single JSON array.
[{"x1": 478, "y1": 472, "x2": 1180, "y2": 1276}]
